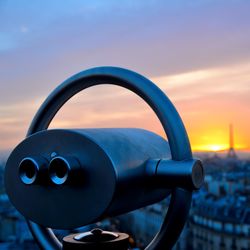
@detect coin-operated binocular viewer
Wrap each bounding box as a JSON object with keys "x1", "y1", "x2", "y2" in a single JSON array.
[{"x1": 5, "y1": 67, "x2": 204, "y2": 250}]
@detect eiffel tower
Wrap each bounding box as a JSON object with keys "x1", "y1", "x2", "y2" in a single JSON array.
[{"x1": 227, "y1": 124, "x2": 237, "y2": 159}]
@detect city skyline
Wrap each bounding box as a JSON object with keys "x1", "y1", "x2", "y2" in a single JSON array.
[{"x1": 0, "y1": 1, "x2": 250, "y2": 153}]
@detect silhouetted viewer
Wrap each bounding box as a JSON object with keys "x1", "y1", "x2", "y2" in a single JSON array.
[{"x1": 4, "y1": 67, "x2": 204, "y2": 249}]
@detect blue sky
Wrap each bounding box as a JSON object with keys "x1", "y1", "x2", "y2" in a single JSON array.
[{"x1": 0, "y1": 0, "x2": 250, "y2": 153}]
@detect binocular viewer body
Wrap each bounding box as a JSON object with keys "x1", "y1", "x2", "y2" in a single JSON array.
[
  {"x1": 6, "y1": 127, "x2": 203, "y2": 230},
  {"x1": 5, "y1": 128, "x2": 172, "y2": 229}
]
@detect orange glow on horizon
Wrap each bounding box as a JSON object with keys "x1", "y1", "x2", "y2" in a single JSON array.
[
  {"x1": 1, "y1": 63, "x2": 250, "y2": 154},
  {"x1": 192, "y1": 144, "x2": 228, "y2": 152},
  {"x1": 189, "y1": 130, "x2": 249, "y2": 152},
  {"x1": 192, "y1": 143, "x2": 249, "y2": 152}
]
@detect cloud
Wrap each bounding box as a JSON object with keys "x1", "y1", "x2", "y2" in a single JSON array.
[
  {"x1": 1, "y1": 61, "x2": 250, "y2": 152},
  {"x1": 152, "y1": 62, "x2": 250, "y2": 101},
  {"x1": 20, "y1": 26, "x2": 29, "y2": 33}
]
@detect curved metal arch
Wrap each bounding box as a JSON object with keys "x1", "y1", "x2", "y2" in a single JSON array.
[{"x1": 27, "y1": 66, "x2": 192, "y2": 250}]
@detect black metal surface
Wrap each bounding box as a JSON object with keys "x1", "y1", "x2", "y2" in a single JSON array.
[{"x1": 4, "y1": 66, "x2": 204, "y2": 249}]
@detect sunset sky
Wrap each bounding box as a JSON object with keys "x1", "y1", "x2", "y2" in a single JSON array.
[{"x1": 0, "y1": 1, "x2": 250, "y2": 155}]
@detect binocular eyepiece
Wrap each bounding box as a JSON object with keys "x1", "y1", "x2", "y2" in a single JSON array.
[
  {"x1": 49, "y1": 156, "x2": 72, "y2": 185},
  {"x1": 19, "y1": 155, "x2": 80, "y2": 185},
  {"x1": 19, "y1": 157, "x2": 41, "y2": 185}
]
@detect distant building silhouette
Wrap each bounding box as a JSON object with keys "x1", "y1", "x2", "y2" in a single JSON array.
[{"x1": 227, "y1": 124, "x2": 237, "y2": 159}]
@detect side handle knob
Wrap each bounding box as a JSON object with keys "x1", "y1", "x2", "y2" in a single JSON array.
[{"x1": 146, "y1": 159, "x2": 204, "y2": 190}]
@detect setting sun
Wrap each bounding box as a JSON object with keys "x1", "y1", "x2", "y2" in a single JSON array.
[
  {"x1": 192, "y1": 144, "x2": 229, "y2": 152},
  {"x1": 209, "y1": 145, "x2": 227, "y2": 152}
]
